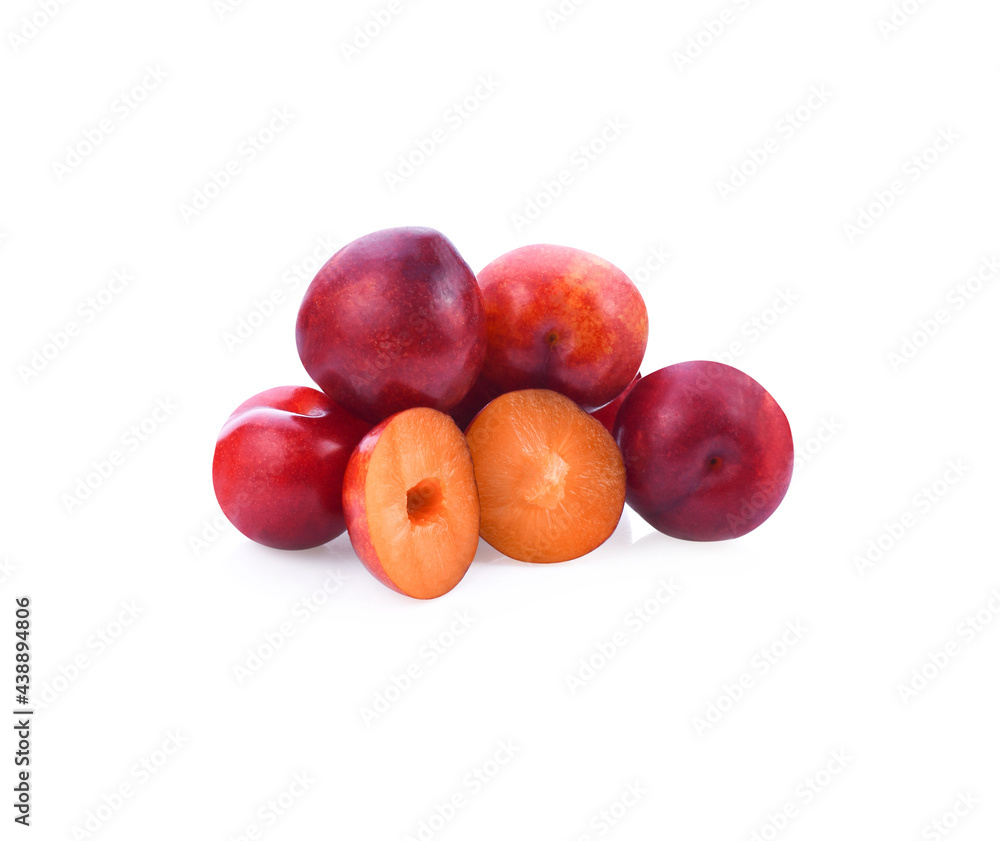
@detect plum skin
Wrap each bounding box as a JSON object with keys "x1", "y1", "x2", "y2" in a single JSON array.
[
  {"x1": 340, "y1": 414, "x2": 404, "y2": 595},
  {"x1": 296, "y1": 227, "x2": 486, "y2": 425},
  {"x1": 477, "y1": 244, "x2": 647, "y2": 412},
  {"x1": 614, "y1": 361, "x2": 793, "y2": 541},
  {"x1": 590, "y1": 372, "x2": 641, "y2": 434},
  {"x1": 212, "y1": 386, "x2": 369, "y2": 550}
]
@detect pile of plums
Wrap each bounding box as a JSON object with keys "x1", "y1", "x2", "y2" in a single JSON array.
[{"x1": 213, "y1": 227, "x2": 793, "y2": 599}]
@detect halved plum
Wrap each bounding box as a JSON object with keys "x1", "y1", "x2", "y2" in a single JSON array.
[
  {"x1": 465, "y1": 389, "x2": 626, "y2": 563},
  {"x1": 343, "y1": 408, "x2": 480, "y2": 599}
]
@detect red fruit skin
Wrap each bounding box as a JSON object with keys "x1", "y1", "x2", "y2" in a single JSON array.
[
  {"x1": 614, "y1": 362, "x2": 793, "y2": 541},
  {"x1": 212, "y1": 386, "x2": 369, "y2": 550},
  {"x1": 341, "y1": 417, "x2": 405, "y2": 596},
  {"x1": 476, "y1": 244, "x2": 648, "y2": 412},
  {"x1": 590, "y1": 372, "x2": 641, "y2": 434},
  {"x1": 447, "y1": 375, "x2": 503, "y2": 432},
  {"x1": 296, "y1": 227, "x2": 486, "y2": 424}
]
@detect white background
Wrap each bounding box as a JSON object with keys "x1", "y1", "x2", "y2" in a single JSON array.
[{"x1": 3, "y1": 0, "x2": 999, "y2": 838}]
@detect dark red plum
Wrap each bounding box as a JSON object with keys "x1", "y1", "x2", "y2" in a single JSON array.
[
  {"x1": 615, "y1": 362, "x2": 793, "y2": 540},
  {"x1": 296, "y1": 227, "x2": 486, "y2": 424}
]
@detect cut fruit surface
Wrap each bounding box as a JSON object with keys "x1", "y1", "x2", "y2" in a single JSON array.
[
  {"x1": 465, "y1": 389, "x2": 626, "y2": 563},
  {"x1": 343, "y1": 408, "x2": 480, "y2": 599}
]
